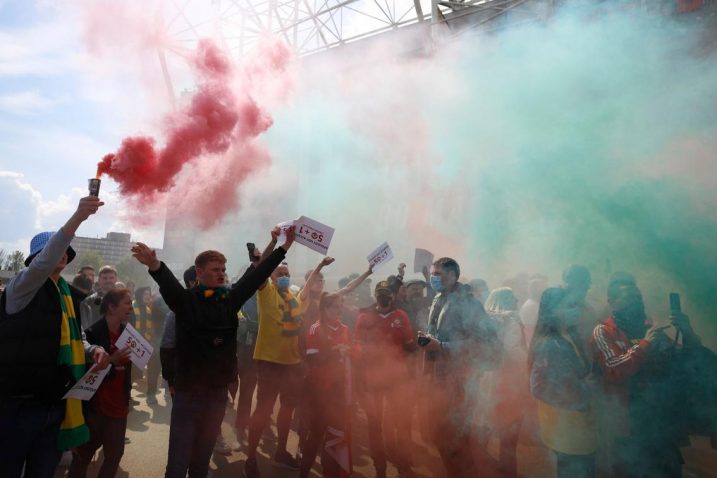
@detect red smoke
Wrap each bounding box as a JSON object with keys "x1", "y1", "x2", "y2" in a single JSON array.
[{"x1": 98, "y1": 38, "x2": 286, "y2": 227}]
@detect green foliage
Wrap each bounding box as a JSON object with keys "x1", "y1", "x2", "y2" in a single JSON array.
[
  {"x1": 115, "y1": 255, "x2": 151, "y2": 288},
  {"x1": 6, "y1": 250, "x2": 25, "y2": 272},
  {"x1": 74, "y1": 250, "x2": 105, "y2": 274}
]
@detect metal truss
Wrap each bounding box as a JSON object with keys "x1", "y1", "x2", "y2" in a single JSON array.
[{"x1": 155, "y1": 0, "x2": 565, "y2": 61}]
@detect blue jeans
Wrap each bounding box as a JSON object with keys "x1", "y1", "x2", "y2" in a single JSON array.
[
  {"x1": 165, "y1": 388, "x2": 228, "y2": 478},
  {"x1": 0, "y1": 398, "x2": 65, "y2": 478}
]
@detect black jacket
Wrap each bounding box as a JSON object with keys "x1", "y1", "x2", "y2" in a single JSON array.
[
  {"x1": 149, "y1": 247, "x2": 287, "y2": 391},
  {"x1": 0, "y1": 280, "x2": 86, "y2": 401},
  {"x1": 84, "y1": 319, "x2": 132, "y2": 406}
]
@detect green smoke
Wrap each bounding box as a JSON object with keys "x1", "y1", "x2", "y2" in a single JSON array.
[{"x1": 260, "y1": 7, "x2": 717, "y2": 344}]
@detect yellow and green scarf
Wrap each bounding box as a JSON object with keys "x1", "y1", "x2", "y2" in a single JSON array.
[
  {"x1": 133, "y1": 303, "x2": 153, "y2": 342},
  {"x1": 278, "y1": 289, "x2": 303, "y2": 337},
  {"x1": 56, "y1": 277, "x2": 89, "y2": 450}
]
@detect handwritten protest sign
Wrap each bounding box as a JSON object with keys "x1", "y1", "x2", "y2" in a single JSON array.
[
  {"x1": 63, "y1": 365, "x2": 111, "y2": 401},
  {"x1": 414, "y1": 248, "x2": 434, "y2": 273},
  {"x1": 367, "y1": 242, "x2": 394, "y2": 272},
  {"x1": 294, "y1": 216, "x2": 335, "y2": 255},
  {"x1": 116, "y1": 324, "x2": 154, "y2": 370}
]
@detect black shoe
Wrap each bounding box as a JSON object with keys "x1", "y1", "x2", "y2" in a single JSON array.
[
  {"x1": 272, "y1": 450, "x2": 299, "y2": 470},
  {"x1": 243, "y1": 457, "x2": 260, "y2": 478}
]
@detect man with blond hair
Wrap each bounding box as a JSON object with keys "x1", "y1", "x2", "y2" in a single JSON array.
[{"x1": 132, "y1": 226, "x2": 295, "y2": 478}]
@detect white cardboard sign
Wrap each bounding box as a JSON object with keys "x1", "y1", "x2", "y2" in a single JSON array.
[
  {"x1": 116, "y1": 324, "x2": 154, "y2": 370},
  {"x1": 294, "y1": 216, "x2": 335, "y2": 255},
  {"x1": 367, "y1": 242, "x2": 394, "y2": 272},
  {"x1": 63, "y1": 365, "x2": 111, "y2": 401},
  {"x1": 413, "y1": 248, "x2": 434, "y2": 273},
  {"x1": 276, "y1": 220, "x2": 294, "y2": 244}
]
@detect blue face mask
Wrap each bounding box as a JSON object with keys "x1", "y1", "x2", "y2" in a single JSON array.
[
  {"x1": 430, "y1": 275, "x2": 444, "y2": 293},
  {"x1": 277, "y1": 276, "x2": 291, "y2": 290}
]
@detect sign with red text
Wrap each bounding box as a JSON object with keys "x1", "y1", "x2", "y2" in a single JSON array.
[
  {"x1": 63, "y1": 365, "x2": 111, "y2": 401},
  {"x1": 367, "y1": 242, "x2": 394, "y2": 271},
  {"x1": 294, "y1": 216, "x2": 335, "y2": 255},
  {"x1": 116, "y1": 324, "x2": 154, "y2": 369}
]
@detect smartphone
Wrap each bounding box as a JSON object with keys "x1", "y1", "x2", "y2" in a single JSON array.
[
  {"x1": 246, "y1": 243, "x2": 256, "y2": 262},
  {"x1": 669, "y1": 292, "x2": 681, "y2": 313},
  {"x1": 417, "y1": 336, "x2": 431, "y2": 347}
]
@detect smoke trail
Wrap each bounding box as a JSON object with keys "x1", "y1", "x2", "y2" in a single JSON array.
[{"x1": 97, "y1": 38, "x2": 291, "y2": 228}]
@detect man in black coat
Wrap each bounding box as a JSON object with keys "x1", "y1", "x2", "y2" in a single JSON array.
[{"x1": 131, "y1": 225, "x2": 296, "y2": 478}]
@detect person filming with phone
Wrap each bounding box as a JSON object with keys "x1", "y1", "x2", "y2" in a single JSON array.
[{"x1": 590, "y1": 278, "x2": 708, "y2": 478}]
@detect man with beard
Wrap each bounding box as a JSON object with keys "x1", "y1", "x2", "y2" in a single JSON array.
[{"x1": 590, "y1": 279, "x2": 678, "y2": 477}]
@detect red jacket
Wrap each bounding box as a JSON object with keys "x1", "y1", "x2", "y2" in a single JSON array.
[{"x1": 590, "y1": 316, "x2": 651, "y2": 436}]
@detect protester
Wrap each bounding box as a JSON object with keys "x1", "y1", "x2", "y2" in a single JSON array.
[
  {"x1": 244, "y1": 253, "x2": 332, "y2": 477},
  {"x1": 78, "y1": 265, "x2": 96, "y2": 287},
  {"x1": 81, "y1": 265, "x2": 119, "y2": 329},
  {"x1": 528, "y1": 287, "x2": 597, "y2": 478},
  {"x1": 0, "y1": 196, "x2": 109, "y2": 478},
  {"x1": 299, "y1": 292, "x2": 353, "y2": 478},
  {"x1": 355, "y1": 280, "x2": 417, "y2": 478},
  {"x1": 562, "y1": 264, "x2": 598, "y2": 347},
  {"x1": 159, "y1": 266, "x2": 197, "y2": 399},
  {"x1": 418, "y1": 257, "x2": 501, "y2": 478},
  {"x1": 147, "y1": 292, "x2": 170, "y2": 405},
  {"x1": 132, "y1": 225, "x2": 295, "y2": 478},
  {"x1": 520, "y1": 276, "x2": 548, "y2": 344},
  {"x1": 484, "y1": 287, "x2": 529, "y2": 478},
  {"x1": 68, "y1": 289, "x2": 134, "y2": 478},
  {"x1": 590, "y1": 280, "x2": 679, "y2": 477},
  {"x1": 469, "y1": 278, "x2": 490, "y2": 305},
  {"x1": 72, "y1": 273, "x2": 94, "y2": 295}
]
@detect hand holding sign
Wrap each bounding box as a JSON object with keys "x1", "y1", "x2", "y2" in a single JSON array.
[
  {"x1": 367, "y1": 242, "x2": 394, "y2": 272},
  {"x1": 294, "y1": 216, "x2": 335, "y2": 255},
  {"x1": 116, "y1": 324, "x2": 154, "y2": 370},
  {"x1": 63, "y1": 365, "x2": 112, "y2": 401},
  {"x1": 414, "y1": 248, "x2": 434, "y2": 274}
]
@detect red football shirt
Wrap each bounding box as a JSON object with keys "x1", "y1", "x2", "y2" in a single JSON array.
[
  {"x1": 93, "y1": 328, "x2": 129, "y2": 418},
  {"x1": 354, "y1": 308, "x2": 414, "y2": 390},
  {"x1": 305, "y1": 320, "x2": 350, "y2": 388}
]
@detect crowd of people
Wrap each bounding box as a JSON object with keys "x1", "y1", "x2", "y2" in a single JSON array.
[{"x1": 1, "y1": 194, "x2": 715, "y2": 478}]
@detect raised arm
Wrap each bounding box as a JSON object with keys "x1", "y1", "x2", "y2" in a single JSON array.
[
  {"x1": 5, "y1": 196, "x2": 103, "y2": 315},
  {"x1": 232, "y1": 226, "x2": 295, "y2": 306},
  {"x1": 336, "y1": 264, "x2": 373, "y2": 296},
  {"x1": 132, "y1": 243, "x2": 187, "y2": 314},
  {"x1": 299, "y1": 256, "x2": 335, "y2": 302}
]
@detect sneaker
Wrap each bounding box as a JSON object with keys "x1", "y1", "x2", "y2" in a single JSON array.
[
  {"x1": 272, "y1": 450, "x2": 299, "y2": 470},
  {"x1": 214, "y1": 436, "x2": 232, "y2": 455},
  {"x1": 147, "y1": 394, "x2": 158, "y2": 405},
  {"x1": 124, "y1": 437, "x2": 131, "y2": 444},
  {"x1": 243, "y1": 457, "x2": 261, "y2": 478}
]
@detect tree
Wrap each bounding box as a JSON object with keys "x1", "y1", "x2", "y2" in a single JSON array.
[
  {"x1": 0, "y1": 249, "x2": 6, "y2": 269},
  {"x1": 115, "y1": 255, "x2": 151, "y2": 288},
  {"x1": 6, "y1": 250, "x2": 25, "y2": 272},
  {"x1": 74, "y1": 250, "x2": 105, "y2": 274}
]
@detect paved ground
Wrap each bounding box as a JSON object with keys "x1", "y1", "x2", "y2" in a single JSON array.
[{"x1": 55, "y1": 379, "x2": 717, "y2": 478}]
